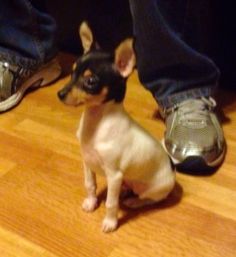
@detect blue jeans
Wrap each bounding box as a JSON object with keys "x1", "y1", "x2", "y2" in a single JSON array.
[
  {"x1": 0, "y1": 0, "x2": 57, "y2": 68},
  {"x1": 0, "y1": 0, "x2": 219, "y2": 109},
  {"x1": 129, "y1": 0, "x2": 219, "y2": 109}
]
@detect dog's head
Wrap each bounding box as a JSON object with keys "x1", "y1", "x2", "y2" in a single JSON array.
[{"x1": 58, "y1": 22, "x2": 136, "y2": 107}]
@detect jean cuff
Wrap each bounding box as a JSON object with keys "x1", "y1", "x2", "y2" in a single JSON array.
[
  {"x1": 155, "y1": 85, "x2": 217, "y2": 110},
  {"x1": 0, "y1": 47, "x2": 57, "y2": 69}
]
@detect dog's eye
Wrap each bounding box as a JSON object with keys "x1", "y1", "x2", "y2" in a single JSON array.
[{"x1": 83, "y1": 75, "x2": 99, "y2": 89}]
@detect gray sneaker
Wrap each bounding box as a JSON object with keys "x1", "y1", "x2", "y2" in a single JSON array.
[
  {"x1": 0, "y1": 58, "x2": 61, "y2": 112},
  {"x1": 162, "y1": 97, "x2": 226, "y2": 171}
]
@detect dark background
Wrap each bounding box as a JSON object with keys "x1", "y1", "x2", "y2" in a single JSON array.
[
  {"x1": 46, "y1": 0, "x2": 132, "y2": 53},
  {"x1": 32, "y1": 0, "x2": 235, "y2": 88}
]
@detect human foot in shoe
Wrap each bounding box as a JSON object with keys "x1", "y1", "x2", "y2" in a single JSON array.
[
  {"x1": 162, "y1": 97, "x2": 226, "y2": 172},
  {"x1": 0, "y1": 58, "x2": 61, "y2": 112}
]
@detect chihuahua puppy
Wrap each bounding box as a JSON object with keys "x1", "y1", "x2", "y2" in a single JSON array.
[{"x1": 58, "y1": 22, "x2": 175, "y2": 233}]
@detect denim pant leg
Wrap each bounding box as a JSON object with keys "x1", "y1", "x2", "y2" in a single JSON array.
[
  {"x1": 0, "y1": 0, "x2": 57, "y2": 69},
  {"x1": 129, "y1": 0, "x2": 220, "y2": 109}
]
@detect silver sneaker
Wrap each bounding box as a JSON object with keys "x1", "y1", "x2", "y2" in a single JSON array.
[
  {"x1": 162, "y1": 97, "x2": 226, "y2": 170},
  {"x1": 0, "y1": 58, "x2": 61, "y2": 112}
]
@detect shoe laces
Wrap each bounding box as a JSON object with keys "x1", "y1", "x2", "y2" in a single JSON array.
[
  {"x1": 0, "y1": 61, "x2": 9, "y2": 84},
  {"x1": 177, "y1": 97, "x2": 216, "y2": 123},
  {"x1": 163, "y1": 97, "x2": 216, "y2": 128},
  {"x1": 0, "y1": 61, "x2": 32, "y2": 100},
  {"x1": 0, "y1": 61, "x2": 11, "y2": 99}
]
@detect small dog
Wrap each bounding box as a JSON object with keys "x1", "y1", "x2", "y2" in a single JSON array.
[{"x1": 58, "y1": 22, "x2": 175, "y2": 233}]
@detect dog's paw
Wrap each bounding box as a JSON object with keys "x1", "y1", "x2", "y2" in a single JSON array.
[
  {"x1": 102, "y1": 217, "x2": 118, "y2": 233},
  {"x1": 82, "y1": 197, "x2": 98, "y2": 212}
]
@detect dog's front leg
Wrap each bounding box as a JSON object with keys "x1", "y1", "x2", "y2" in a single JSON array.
[
  {"x1": 82, "y1": 162, "x2": 98, "y2": 212},
  {"x1": 102, "y1": 171, "x2": 123, "y2": 233}
]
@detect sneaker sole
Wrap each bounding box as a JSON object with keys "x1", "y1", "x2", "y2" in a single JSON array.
[
  {"x1": 0, "y1": 58, "x2": 61, "y2": 112},
  {"x1": 161, "y1": 139, "x2": 226, "y2": 171}
]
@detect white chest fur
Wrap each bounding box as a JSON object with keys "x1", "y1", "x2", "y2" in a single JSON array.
[
  {"x1": 77, "y1": 103, "x2": 130, "y2": 174},
  {"x1": 77, "y1": 102, "x2": 173, "y2": 181}
]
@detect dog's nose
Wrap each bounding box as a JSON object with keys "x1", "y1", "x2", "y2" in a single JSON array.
[{"x1": 57, "y1": 89, "x2": 67, "y2": 101}]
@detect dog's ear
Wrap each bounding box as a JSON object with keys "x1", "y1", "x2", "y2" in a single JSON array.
[
  {"x1": 79, "y1": 21, "x2": 94, "y2": 53},
  {"x1": 114, "y1": 38, "x2": 136, "y2": 78}
]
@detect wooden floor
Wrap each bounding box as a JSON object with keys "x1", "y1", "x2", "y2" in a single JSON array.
[{"x1": 0, "y1": 53, "x2": 235, "y2": 257}]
